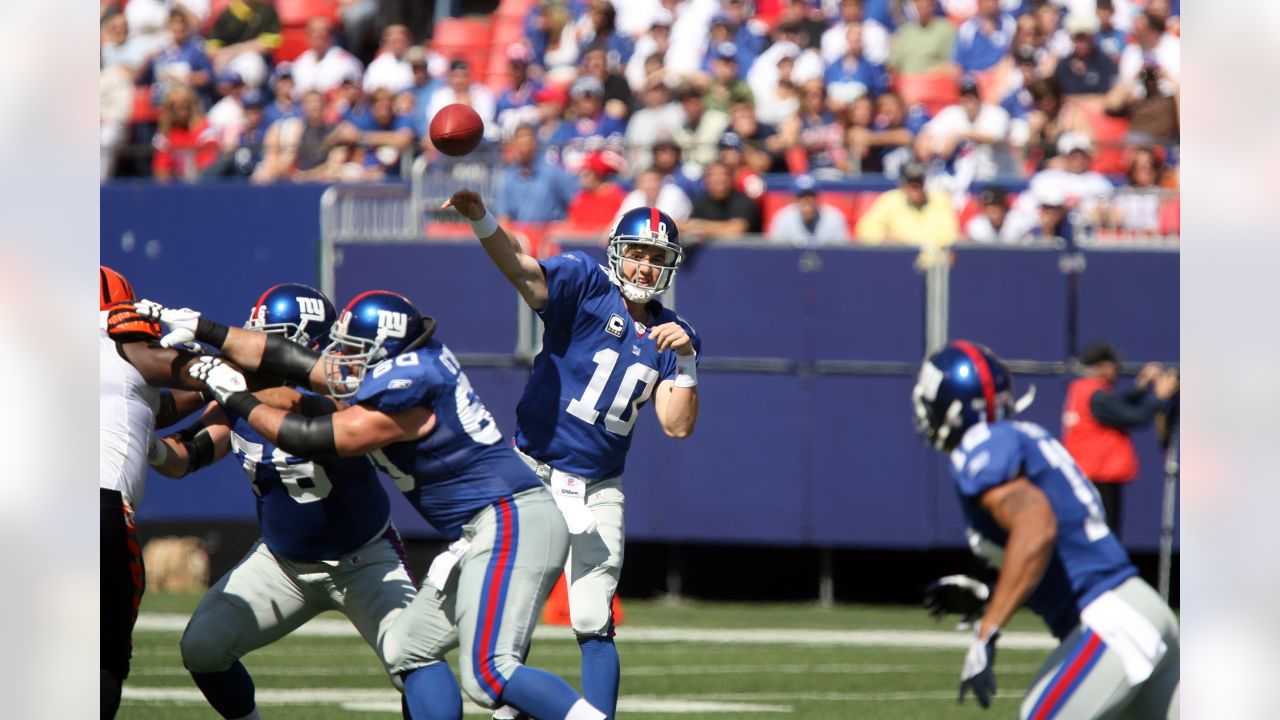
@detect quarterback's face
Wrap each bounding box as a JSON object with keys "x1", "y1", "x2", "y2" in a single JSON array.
[{"x1": 620, "y1": 245, "x2": 666, "y2": 288}]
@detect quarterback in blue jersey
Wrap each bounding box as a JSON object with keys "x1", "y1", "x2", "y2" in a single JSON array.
[
  {"x1": 447, "y1": 190, "x2": 701, "y2": 718},
  {"x1": 143, "y1": 290, "x2": 606, "y2": 720},
  {"x1": 149, "y1": 284, "x2": 417, "y2": 720},
  {"x1": 913, "y1": 341, "x2": 1179, "y2": 719}
]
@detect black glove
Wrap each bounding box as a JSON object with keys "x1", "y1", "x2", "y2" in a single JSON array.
[
  {"x1": 959, "y1": 624, "x2": 1000, "y2": 708},
  {"x1": 924, "y1": 575, "x2": 990, "y2": 625}
]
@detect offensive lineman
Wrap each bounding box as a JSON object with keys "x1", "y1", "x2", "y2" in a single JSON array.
[
  {"x1": 450, "y1": 192, "x2": 702, "y2": 718},
  {"x1": 99, "y1": 267, "x2": 210, "y2": 718},
  {"x1": 913, "y1": 341, "x2": 1179, "y2": 718},
  {"x1": 141, "y1": 290, "x2": 607, "y2": 720},
  {"x1": 147, "y1": 284, "x2": 417, "y2": 720}
]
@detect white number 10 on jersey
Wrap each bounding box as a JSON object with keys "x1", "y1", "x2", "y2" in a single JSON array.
[{"x1": 567, "y1": 348, "x2": 659, "y2": 436}]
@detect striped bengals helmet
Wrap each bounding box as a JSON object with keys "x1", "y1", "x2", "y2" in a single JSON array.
[
  {"x1": 100, "y1": 266, "x2": 136, "y2": 310},
  {"x1": 100, "y1": 266, "x2": 161, "y2": 342}
]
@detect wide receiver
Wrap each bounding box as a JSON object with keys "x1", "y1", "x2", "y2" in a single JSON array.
[
  {"x1": 149, "y1": 284, "x2": 417, "y2": 720},
  {"x1": 141, "y1": 290, "x2": 606, "y2": 720},
  {"x1": 99, "y1": 266, "x2": 211, "y2": 718},
  {"x1": 448, "y1": 191, "x2": 701, "y2": 718},
  {"x1": 913, "y1": 341, "x2": 1179, "y2": 718}
]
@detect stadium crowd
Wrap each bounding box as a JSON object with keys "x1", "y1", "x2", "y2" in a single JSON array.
[{"x1": 100, "y1": 0, "x2": 1180, "y2": 244}]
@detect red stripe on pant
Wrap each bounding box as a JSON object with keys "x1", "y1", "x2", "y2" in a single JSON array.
[
  {"x1": 476, "y1": 499, "x2": 514, "y2": 700},
  {"x1": 1032, "y1": 632, "x2": 1104, "y2": 720},
  {"x1": 124, "y1": 502, "x2": 144, "y2": 636}
]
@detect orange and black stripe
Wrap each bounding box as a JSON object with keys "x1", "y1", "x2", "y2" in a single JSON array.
[
  {"x1": 101, "y1": 267, "x2": 161, "y2": 342},
  {"x1": 101, "y1": 266, "x2": 136, "y2": 310}
]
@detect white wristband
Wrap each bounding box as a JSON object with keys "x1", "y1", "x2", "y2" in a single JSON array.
[
  {"x1": 674, "y1": 352, "x2": 698, "y2": 388},
  {"x1": 469, "y1": 209, "x2": 499, "y2": 238}
]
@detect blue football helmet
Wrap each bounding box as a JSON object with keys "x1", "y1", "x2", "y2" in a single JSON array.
[
  {"x1": 913, "y1": 341, "x2": 1027, "y2": 451},
  {"x1": 243, "y1": 283, "x2": 336, "y2": 348},
  {"x1": 321, "y1": 290, "x2": 435, "y2": 398},
  {"x1": 607, "y1": 206, "x2": 684, "y2": 303}
]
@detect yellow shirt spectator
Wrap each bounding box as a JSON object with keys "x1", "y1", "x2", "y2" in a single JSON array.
[{"x1": 855, "y1": 187, "x2": 959, "y2": 251}]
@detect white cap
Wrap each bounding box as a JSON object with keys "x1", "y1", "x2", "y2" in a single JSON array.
[
  {"x1": 1035, "y1": 184, "x2": 1068, "y2": 207},
  {"x1": 1057, "y1": 131, "x2": 1094, "y2": 156},
  {"x1": 651, "y1": 8, "x2": 674, "y2": 28},
  {"x1": 1063, "y1": 13, "x2": 1100, "y2": 36},
  {"x1": 772, "y1": 41, "x2": 801, "y2": 61}
]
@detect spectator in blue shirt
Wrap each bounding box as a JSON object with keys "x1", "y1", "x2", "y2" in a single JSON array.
[
  {"x1": 406, "y1": 46, "x2": 443, "y2": 138},
  {"x1": 494, "y1": 125, "x2": 579, "y2": 223},
  {"x1": 579, "y1": 0, "x2": 634, "y2": 68},
  {"x1": 1094, "y1": 0, "x2": 1128, "y2": 61},
  {"x1": 545, "y1": 76, "x2": 626, "y2": 172},
  {"x1": 146, "y1": 10, "x2": 214, "y2": 105},
  {"x1": 721, "y1": 0, "x2": 768, "y2": 62},
  {"x1": 261, "y1": 63, "x2": 300, "y2": 130},
  {"x1": 824, "y1": 22, "x2": 889, "y2": 106},
  {"x1": 494, "y1": 44, "x2": 543, "y2": 133},
  {"x1": 345, "y1": 88, "x2": 414, "y2": 178},
  {"x1": 1053, "y1": 14, "x2": 1117, "y2": 96},
  {"x1": 953, "y1": 0, "x2": 1017, "y2": 73}
]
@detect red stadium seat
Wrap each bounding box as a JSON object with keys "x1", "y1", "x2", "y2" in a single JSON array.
[
  {"x1": 275, "y1": 0, "x2": 337, "y2": 27},
  {"x1": 496, "y1": 0, "x2": 539, "y2": 20},
  {"x1": 273, "y1": 26, "x2": 311, "y2": 63},
  {"x1": 893, "y1": 72, "x2": 961, "y2": 116},
  {"x1": 815, "y1": 191, "x2": 860, "y2": 239},
  {"x1": 433, "y1": 18, "x2": 492, "y2": 80},
  {"x1": 130, "y1": 85, "x2": 160, "y2": 124},
  {"x1": 761, "y1": 191, "x2": 794, "y2": 232},
  {"x1": 957, "y1": 194, "x2": 981, "y2": 229},
  {"x1": 1158, "y1": 196, "x2": 1180, "y2": 236}
]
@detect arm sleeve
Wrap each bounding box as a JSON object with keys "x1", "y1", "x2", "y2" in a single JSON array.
[
  {"x1": 1089, "y1": 388, "x2": 1163, "y2": 429},
  {"x1": 537, "y1": 252, "x2": 595, "y2": 327},
  {"x1": 953, "y1": 424, "x2": 1024, "y2": 499}
]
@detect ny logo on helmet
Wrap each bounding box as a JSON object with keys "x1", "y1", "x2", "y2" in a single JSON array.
[
  {"x1": 377, "y1": 310, "x2": 408, "y2": 338},
  {"x1": 297, "y1": 296, "x2": 326, "y2": 322}
]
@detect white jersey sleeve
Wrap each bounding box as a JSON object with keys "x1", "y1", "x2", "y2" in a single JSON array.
[{"x1": 99, "y1": 327, "x2": 159, "y2": 508}]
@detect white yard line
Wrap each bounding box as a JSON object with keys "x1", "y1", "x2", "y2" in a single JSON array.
[
  {"x1": 135, "y1": 613, "x2": 1057, "y2": 650},
  {"x1": 122, "y1": 687, "x2": 790, "y2": 714}
]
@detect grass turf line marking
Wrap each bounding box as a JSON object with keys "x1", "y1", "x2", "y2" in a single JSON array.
[
  {"x1": 123, "y1": 687, "x2": 790, "y2": 714},
  {"x1": 135, "y1": 613, "x2": 1057, "y2": 650}
]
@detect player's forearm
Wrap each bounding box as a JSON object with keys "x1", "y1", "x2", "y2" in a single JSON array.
[
  {"x1": 149, "y1": 437, "x2": 190, "y2": 478},
  {"x1": 127, "y1": 344, "x2": 215, "y2": 392},
  {"x1": 658, "y1": 386, "x2": 699, "y2": 439},
  {"x1": 476, "y1": 224, "x2": 548, "y2": 309},
  {"x1": 193, "y1": 320, "x2": 324, "y2": 390},
  {"x1": 980, "y1": 521, "x2": 1054, "y2": 637},
  {"x1": 237, "y1": 400, "x2": 341, "y2": 460}
]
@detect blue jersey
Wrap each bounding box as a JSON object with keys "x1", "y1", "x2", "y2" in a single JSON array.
[
  {"x1": 225, "y1": 391, "x2": 391, "y2": 562},
  {"x1": 949, "y1": 420, "x2": 1136, "y2": 639},
  {"x1": 355, "y1": 340, "x2": 542, "y2": 540},
  {"x1": 515, "y1": 251, "x2": 702, "y2": 479}
]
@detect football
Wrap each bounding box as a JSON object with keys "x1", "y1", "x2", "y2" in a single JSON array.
[{"x1": 429, "y1": 103, "x2": 484, "y2": 157}]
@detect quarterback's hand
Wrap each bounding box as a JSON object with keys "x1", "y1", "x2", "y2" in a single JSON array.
[
  {"x1": 959, "y1": 624, "x2": 1000, "y2": 708},
  {"x1": 924, "y1": 575, "x2": 990, "y2": 625},
  {"x1": 442, "y1": 189, "x2": 486, "y2": 221},
  {"x1": 188, "y1": 356, "x2": 248, "y2": 404},
  {"x1": 649, "y1": 322, "x2": 694, "y2": 356}
]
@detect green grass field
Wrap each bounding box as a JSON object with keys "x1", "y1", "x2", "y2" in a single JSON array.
[{"x1": 123, "y1": 593, "x2": 1057, "y2": 719}]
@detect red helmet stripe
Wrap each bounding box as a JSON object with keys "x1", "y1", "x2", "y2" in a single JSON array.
[
  {"x1": 253, "y1": 283, "x2": 285, "y2": 315},
  {"x1": 344, "y1": 289, "x2": 385, "y2": 313},
  {"x1": 650, "y1": 206, "x2": 660, "y2": 238},
  {"x1": 953, "y1": 340, "x2": 997, "y2": 423}
]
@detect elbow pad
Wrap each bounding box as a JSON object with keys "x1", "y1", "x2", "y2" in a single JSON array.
[
  {"x1": 164, "y1": 422, "x2": 217, "y2": 476},
  {"x1": 275, "y1": 413, "x2": 339, "y2": 460},
  {"x1": 259, "y1": 334, "x2": 322, "y2": 387}
]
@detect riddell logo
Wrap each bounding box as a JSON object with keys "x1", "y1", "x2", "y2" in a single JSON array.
[{"x1": 377, "y1": 310, "x2": 408, "y2": 337}]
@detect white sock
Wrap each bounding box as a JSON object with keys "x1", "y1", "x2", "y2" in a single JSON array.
[
  {"x1": 564, "y1": 698, "x2": 606, "y2": 720},
  {"x1": 492, "y1": 706, "x2": 521, "y2": 720},
  {"x1": 230, "y1": 709, "x2": 263, "y2": 720}
]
